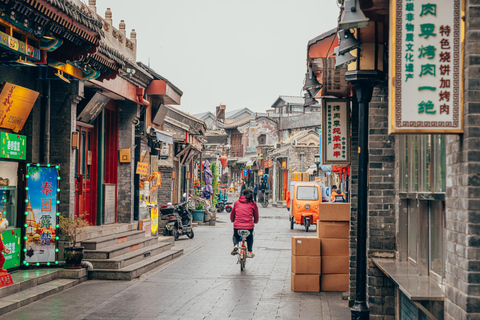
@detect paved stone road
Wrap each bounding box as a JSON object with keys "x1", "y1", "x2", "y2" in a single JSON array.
[{"x1": 1, "y1": 204, "x2": 350, "y2": 320}]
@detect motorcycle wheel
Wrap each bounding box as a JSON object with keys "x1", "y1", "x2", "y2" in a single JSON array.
[
  {"x1": 172, "y1": 229, "x2": 179, "y2": 241},
  {"x1": 305, "y1": 218, "x2": 310, "y2": 232},
  {"x1": 262, "y1": 200, "x2": 268, "y2": 208},
  {"x1": 187, "y1": 229, "x2": 194, "y2": 239},
  {"x1": 290, "y1": 217, "x2": 294, "y2": 230}
]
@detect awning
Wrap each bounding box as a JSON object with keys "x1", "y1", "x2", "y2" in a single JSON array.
[
  {"x1": 236, "y1": 156, "x2": 250, "y2": 164},
  {"x1": 246, "y1": 160, "x2": 254, "y2": 167},
  {"x1": 155, "y1": 130, "x2": 173, "y2": 145}
]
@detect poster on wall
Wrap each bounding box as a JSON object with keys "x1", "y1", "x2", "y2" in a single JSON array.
[
  {"x1": 2, "y1": 228, "x2": 21, "y2": 269},
  {"x1": 24, "y1": 164, "x2": 59, "y2": 266},
  {"x1": 0, "y1": 132, "x2": 26, "y2": 160},
  {"x1": 389, "y1": 0, "x2": 464, "y2": 133},
  {"x1": 321, "y1": 99, "x2": 350, "y2": 165}
]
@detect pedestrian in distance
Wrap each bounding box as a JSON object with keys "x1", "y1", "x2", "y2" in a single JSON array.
[
  {"x1": 253, "y1": 184, "x2": 258, "y2": 202},
  {"x1": 230, "y1": 189, "x2": 259, "y2": 258},
  {"x1": 240, "y1": 181, "x2": 246, "y2": 194},
  {"x1": 330, "y1": 185, "x2": 346, "y2": 202}
]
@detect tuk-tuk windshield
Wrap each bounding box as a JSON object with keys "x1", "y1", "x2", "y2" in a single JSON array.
[{"x1": 296, "y1": 186, "x2": 319, "y2": 201}]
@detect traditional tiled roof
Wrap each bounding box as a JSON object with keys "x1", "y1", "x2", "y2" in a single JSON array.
[
  {"x1": 137, "y1": 62, "x2": 183, "y2": 96},
  {"x1": 44, "y1": 0, "x2": 104, "y2": 36},
  {"x1": 308, "y1": 28, "x2": 336, "y2": 47},
  {"x1": 223, "y1": 116, "x2": 252, "y2": 129},
  {"x1": 225, "y1": 108, "x2": 254, "y2": 119}
]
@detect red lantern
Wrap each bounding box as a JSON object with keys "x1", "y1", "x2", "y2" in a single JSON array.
[{"x1": 220, "y1": 156, "x2": 228, "y2": 170}]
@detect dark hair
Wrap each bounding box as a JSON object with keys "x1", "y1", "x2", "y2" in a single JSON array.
[
  {"x1": 332, "y1": 185, "x2": 337, "y2": 189},
  {"x1": 243, "y1": 189, "x2": 254, "y2": 202}
]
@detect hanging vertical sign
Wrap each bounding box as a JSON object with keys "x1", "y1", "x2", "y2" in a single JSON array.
[
  {"x1": 24, "y1": 164, "x2": 60, "y2": 266},
  {"x1": 389, "y1": 0, "x2": 464, "y2": 133},
  {"x1": 322, "y1": 99, "x2": 350, "y2": 165}
]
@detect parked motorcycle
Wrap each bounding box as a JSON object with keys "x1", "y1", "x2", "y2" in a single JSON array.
[{"x1": 160, "y1": 202, "x2": 194, "y2": 240}]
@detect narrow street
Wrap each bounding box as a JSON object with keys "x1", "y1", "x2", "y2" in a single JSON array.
[{"x1": 0, "y1": 205, "x2": 350, "y2": 320}]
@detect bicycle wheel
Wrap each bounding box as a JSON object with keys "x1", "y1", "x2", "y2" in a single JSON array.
[{"x1": 240, "y1": 256, "x2": 245, "y2": 271}]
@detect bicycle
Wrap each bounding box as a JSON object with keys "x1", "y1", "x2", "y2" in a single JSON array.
[{"x1": 237, "y1": 229, "x2": 250, "y2": 271}]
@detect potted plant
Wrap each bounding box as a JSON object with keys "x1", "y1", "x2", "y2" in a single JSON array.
[
  {"x1": 59, "y1": 214, "x2": 89, "y2": 269},
  {"x1": 192, "y1": 203, "x2": 205, "y2": 222}
]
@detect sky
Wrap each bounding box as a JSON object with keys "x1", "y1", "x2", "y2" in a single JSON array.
[{"x1": 90, "y1": 0, "x2": 339, "y2": 115}]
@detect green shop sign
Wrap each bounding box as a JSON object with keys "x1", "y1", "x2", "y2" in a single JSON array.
[
  {"x1": 0, "y1": 132, "x2": 26, "y2": 160},
  {"x1": 2, "y1": 228, "x2": 21, "y2": 270}
]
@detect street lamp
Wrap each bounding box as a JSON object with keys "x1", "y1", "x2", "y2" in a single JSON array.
[
  {"x1": 335, "y1": 17, "x2": 385, "y2": 320},
  {"x1": 314, "y1": 154, "x2": 320, "y2": 177}
]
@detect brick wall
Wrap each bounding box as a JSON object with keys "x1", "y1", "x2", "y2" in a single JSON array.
[
  {"x1": 367, "y1": 86, "x2": 396, "y2": 319},
  {"x1": 349, "y1": 96, "x2": 359, "y2": 306},
  {"x1": 117, "y1": 101, "x2": 137, "y2": 223},
  {"x1": 444, "y1": 2, "x2": 480, "y2": 318},
  {"x1": 158, "y1": 170, "x2": 173, "y2": 205},
  {"x1": 50, "y1": 82, "x2": 81, "y2": 219}
]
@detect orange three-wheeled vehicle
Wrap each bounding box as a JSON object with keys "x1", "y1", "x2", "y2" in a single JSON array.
[{"x1": 287, "y1": 182, "x2": 322, "y2": 232}]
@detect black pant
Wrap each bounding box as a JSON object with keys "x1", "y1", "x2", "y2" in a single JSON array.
[
  {"x1": 254, "y1": 193, "x2": 257, "y2": 202},
  {"x1": 233, "y1": 228, "x2": 254, "y2": 252}
]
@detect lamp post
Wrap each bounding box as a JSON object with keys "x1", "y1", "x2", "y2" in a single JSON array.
[
  {"x1": 314, "y1": 154, "x2": 320, "y2": 178},
  {"x1": 335, "y1": 6, "x2": 385, "y2": 319}
]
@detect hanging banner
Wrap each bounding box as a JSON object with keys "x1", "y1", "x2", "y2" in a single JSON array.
[
  {"x1": 136, "y1": 162, "x2": 149, "y2": 175},
  {"x1": 24, "y1": 164, "x2": 60, "y2": 266},
  {"x1": 322, "y1": 99, "x2": 350, "y2": 165},
  {"x1": 151, "y1": 208, "x2": 158, "y2": 236},
  {"x1": 77, "y1": 92, "x2": 110, "y2": 124},
  {"x1": 0, "y1": 132, "x2": 26, "y2": 160},
  {"x1": 389, "y1": 0, "x2": 464, "y2": 133},
  {"x1": 0, "y1": 83, "x2": 39, "y2": 133}
]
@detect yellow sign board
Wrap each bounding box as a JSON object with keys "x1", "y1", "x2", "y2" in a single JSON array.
[
  {"x1": 0, "y1": 83, "x2": 39, "y2": 132},
  {"x1": 136, "y1": 162, "x2": 149, "y2": 175},
  {"x1": 151, "y1": 208, "x2": 158, "y2": 235}
]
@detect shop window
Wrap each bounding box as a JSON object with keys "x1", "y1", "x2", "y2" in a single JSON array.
[
  {"x1": 399, "y1": 134, "x2": 445, "y2": 193},
  {"x1": 407, "y1": 199, "x2": 445, "y2": 280},
  {"x1": 0, "y1": 162, "x2": 19, "y2": 228}
]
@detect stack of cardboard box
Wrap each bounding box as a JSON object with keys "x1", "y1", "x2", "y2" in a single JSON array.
[
  {"x1": 291, "y1": 236, "x2": 321, "y2": 292},
  {"x1": 317, "y1": 203, "x2": 350, "y2": 292}
]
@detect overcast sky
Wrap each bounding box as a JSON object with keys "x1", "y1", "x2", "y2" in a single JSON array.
[{"x1": 92, "y1": 0, "x2": 339, "y2": 114}]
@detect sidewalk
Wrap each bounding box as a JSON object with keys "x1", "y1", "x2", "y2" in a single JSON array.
[{"x1": 0, "y1": 205, "x2": 350, "y2": 320}]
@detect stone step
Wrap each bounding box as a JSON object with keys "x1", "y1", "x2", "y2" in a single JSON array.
[
  {"x1": 0, "y1": 268, "x2": 61, "y2": 299},
  {"x1": 89, "y1": 248, "x2": 183, "y2": 281},
  {"x1": 81, "y1": 230, "x2": 146, "y2": 250},
  {"x1": 0, "y1": 278, "x2": 78, "y2": 315},
  {"x1": 83, "y1": 236, "x2": 158, "y2": 260},
  {"x1": 78, "y1": 223, "x2": 137, "y2": 243},
  {"x1": 86, "y1": 241, "x2": 174, "y2": 270}
]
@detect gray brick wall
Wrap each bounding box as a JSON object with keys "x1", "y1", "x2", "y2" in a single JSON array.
[
  {"x1": 50, "y1": 82, "x2": 81, "y2": 219},
  {"x1": 158, "y1": 170, "x2": 173, "y2": 205},
  {"x1": 349, "y1": 96, "x2": 359, "y2": 306},
  {"x1": 117, "y1": 101, "x2": 137, "y2": 223},
  {"x1": 366, "y1": 86, "x2": 396, "y2": 318},
  {"x1": 444, "y1": 2, "x2": 480, "y2": 319}
]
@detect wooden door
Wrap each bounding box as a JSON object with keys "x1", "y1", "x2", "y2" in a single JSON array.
[{"x1": 74, "y1": 125, "x2": 95, "y2": 224}]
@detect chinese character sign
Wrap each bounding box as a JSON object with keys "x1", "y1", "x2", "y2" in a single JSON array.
[
  {"x1": 322, "y1": 99, "x2": 350, "y2": 165},
  {"x1": 390, "y1": 0, "x2": 464, "y2": 133},
  {"x1": 25, "y1": 165, "x2": 59, "y2": 264},
  {"x1": 0, "y1": 132, "x2": 26, "y2": 160},
  {"x1": 0, "y1": 83, "x2": 39, "y2": 133}
]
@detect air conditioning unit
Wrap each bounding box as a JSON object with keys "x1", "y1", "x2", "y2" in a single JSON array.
[{"x1": 275, "y1": 143, "x2": 281, "y2": 148}]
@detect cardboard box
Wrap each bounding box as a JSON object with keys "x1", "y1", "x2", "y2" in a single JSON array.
[
  {"x1": 318, "y1": 203, "x2": 350, "y2": 221},
  {"x1": 321, "y1": 239, "x2": 349, "y2": 256},
  {"x1": 291, "y1": 273, "x2": 320, "y2": 292},
  {"x1": 321, "y1": 274, "x2": 349, "y2": 292},
  {"x1": 291, "y1": 255, "x2": 321, "y2": 274},
  {"x1": 322, "y1": 256, "x2": 349, "y2": 274},
  {"x1": 316, "y1": 221, "x2": 349, "y2": 239},
  {"x1": 291, "y1": 237, "x2": 321, "y2": 256}
]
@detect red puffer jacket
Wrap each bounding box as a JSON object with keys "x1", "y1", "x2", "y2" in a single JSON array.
[{"x1": 230, "y1": 195, "x2": 259, "y2": 229}]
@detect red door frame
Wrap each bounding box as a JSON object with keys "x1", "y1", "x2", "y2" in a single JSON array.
[
  {"x1": 75, "y1": 124, "x2": 97, "y2": 225},
  {"x1": 103, "y1": 102, "x2": 119, "y2": 223}
]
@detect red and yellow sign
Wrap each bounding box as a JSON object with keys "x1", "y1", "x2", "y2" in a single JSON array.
[
  {"x1": 136, "y1": 162, "x2": 149, "y2": 175},
  {"x1": 0, "y1": 83, "x2": 39, "y2": 132}
]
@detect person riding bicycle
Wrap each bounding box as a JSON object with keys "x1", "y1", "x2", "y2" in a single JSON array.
[{"x1": 230, "y1": 189, "x2": 259, "y2": 258}]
